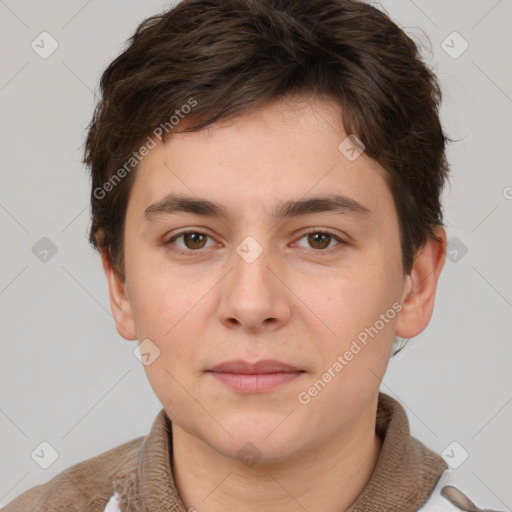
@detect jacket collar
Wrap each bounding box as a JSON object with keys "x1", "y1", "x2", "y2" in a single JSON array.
[
  {"x1": 347, "y1": 393, "x2": 447, "y2": 511},
  {"x1": 113, "y1": 392, "x2": 447, "y2": 511}
]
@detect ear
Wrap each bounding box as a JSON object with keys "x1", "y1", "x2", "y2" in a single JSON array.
[
  {"x1": 395, "y1": 226, "x2": 447, "y2": 339},
  {"x1": 100, "y1": 248, "x2": 138, "y2": 341}
]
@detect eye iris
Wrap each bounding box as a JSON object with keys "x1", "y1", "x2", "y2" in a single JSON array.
[
  {"x1": 309, "y1": 233, "x2": 331, "y2": 249},
  {"x1": 184, "y1": 232, "x2": 206, "y2": 249}
]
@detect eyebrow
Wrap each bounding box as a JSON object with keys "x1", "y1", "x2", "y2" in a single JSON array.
[{"x1": 143, "y1": 193, "x2": 371, "y2": 222}]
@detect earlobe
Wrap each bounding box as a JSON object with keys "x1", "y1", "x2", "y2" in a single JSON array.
[
  {"x1": 395, "y1": 226, "x2": 447, "y2": 339},
  {"x1": 100, "y1": 249, "x2": 138, "y2": 341}
]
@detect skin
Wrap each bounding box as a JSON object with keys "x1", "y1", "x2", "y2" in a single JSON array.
[{"x1": 100, "y1": 95, "x2": 446, "y2": 512}]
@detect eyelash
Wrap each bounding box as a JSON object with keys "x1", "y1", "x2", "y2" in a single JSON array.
[{"x1": 164, "y1": 229, "x2": 347, "y2": 257}]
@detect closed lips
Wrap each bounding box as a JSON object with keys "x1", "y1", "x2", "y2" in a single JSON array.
[{"x1": 207, "y1": 360, "x2": 304, "y2": 374}]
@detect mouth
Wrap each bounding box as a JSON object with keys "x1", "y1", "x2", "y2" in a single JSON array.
[{"x1": 206, "y1": 359, "x2": 305, "y2": 393}]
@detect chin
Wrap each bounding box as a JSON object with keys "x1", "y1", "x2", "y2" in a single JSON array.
[{"x1": 206, "y1": 413, "x2": 304, "y2": 462}]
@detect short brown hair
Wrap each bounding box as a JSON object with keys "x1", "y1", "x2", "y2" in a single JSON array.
[{"x1": 84, "y1": 0, "x2": 450, "y2": 281}]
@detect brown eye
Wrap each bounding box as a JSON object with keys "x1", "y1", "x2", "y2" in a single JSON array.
[
  {"x1": 307, "y1": 232, "x2": 332, "y2": 250},
  {"x1": 182, "y1": 232, "x2": 207, "y2": 249},
  {"x1": 165, "y1": 230, "x2": 215, "y2": 255},
  {"x1": 294, "y1": 230, "x2": 347, "y2": 254}
]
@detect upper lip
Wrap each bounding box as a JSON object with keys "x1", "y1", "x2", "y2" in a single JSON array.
[{"x1": 207, "y1": 359, "x2": 304, "y2": 374}]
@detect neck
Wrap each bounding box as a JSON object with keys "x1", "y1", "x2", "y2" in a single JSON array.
[{"x1": 171, "y1": 401, "x2": 382, "y2": 512}]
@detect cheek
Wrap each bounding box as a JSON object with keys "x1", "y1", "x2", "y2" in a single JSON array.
[
  {"x1": 128, "y1": 267, "x2": 214, "y2": 388},
  {"x1": 320, "y1": 259, "x2": 400, "y2": 353},
  {"x1": 127, "y1": 255, "x2": 208, "y2": 339}
]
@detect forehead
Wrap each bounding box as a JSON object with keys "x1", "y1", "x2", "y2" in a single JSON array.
[{"x1": 126, "y1": 96, "x2": 394, "y2": 225}]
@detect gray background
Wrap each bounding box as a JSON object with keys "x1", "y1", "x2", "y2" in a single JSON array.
[{"x1": 0, "y1": 0, "x2": 511, "y2": 509}]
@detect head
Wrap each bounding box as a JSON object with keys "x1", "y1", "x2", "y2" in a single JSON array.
[{"x1": 84, "y1": 0, "x2": 448, "y2": 462}]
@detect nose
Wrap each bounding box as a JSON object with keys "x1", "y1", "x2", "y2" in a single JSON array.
[{"x1": 216, "y1": 238, "x2": 292, "y2": 335}]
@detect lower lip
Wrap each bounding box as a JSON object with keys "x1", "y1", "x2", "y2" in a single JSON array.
[{"x1": 208, "y1": 371, "x2": 303, "y2": 393}]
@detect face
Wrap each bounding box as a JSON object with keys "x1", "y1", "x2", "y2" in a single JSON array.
[{"x1": 103, "y1": 95, "x2": 445, "y2": 463}]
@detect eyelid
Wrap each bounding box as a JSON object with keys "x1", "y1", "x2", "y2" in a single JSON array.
[
  {"x1": 164, "y1": 227, "x2": 348, "y2": 255},
  {"x1": 292, "y1": 228, "x2": 347, "y2": 251},
  {"x1": 165, "y1": 228, "x2": 218, "y2": 251}
]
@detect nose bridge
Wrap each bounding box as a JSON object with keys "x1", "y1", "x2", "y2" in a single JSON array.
[
  {"x1": 216, "y1": 229, "x2": 291, "y2": 331},
  {"x1": 231, "y1": 232, "x2": 276, "y2": 296}
]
